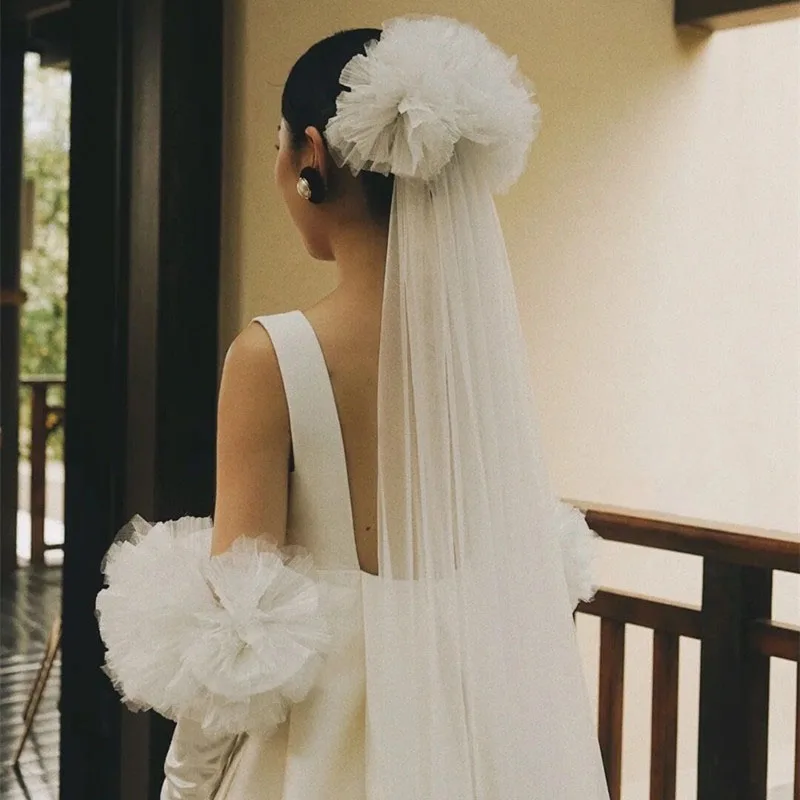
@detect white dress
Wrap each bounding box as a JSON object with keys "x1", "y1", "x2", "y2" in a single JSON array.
[
  {"x1": 96, "y1": 309, "x2": 604, "y2": 799},
  {"x1": 213, "y1": 310, "x2": 369, "y2": 798}
]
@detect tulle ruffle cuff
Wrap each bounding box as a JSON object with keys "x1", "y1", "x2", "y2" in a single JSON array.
[
  {"x1": 95, "y1": 515, "x2": 339, "y2": 737},
  {"x1": 554, "y1": 502, "x2": 601, "y2": 611}
]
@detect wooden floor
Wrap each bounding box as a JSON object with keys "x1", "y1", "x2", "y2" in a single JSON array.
[{"x1": 1, "y1": 566, "x2": 61, "y2": 800}]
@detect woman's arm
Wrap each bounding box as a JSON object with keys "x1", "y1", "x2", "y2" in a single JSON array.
[
  {"x1": 211, "y1": 322, "x2": 291, "y2": 555},
  {"x1": 160, "y1": 322, "x2": 292, "y2": 797},
  {"x1": 98, "y1": 319, "x2": 336, "y2": 799}
]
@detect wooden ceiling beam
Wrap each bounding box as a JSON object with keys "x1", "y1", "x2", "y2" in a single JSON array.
[{"x1": 676, "y1": 0, "x2": 800, "y2": 29}]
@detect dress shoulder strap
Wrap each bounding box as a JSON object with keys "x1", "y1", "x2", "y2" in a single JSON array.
[{"x1": 251, "y1": 311, "x2": 355, "y2": 553}]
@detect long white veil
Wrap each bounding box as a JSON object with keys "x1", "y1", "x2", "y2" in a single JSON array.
[{"x1": 327, "y1": 16, "x2": 611, "y2": 799}]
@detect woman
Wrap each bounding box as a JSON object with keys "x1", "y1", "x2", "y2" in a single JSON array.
[{"x1": 97, "y1": 17, "x2": 610, "y2": 799}]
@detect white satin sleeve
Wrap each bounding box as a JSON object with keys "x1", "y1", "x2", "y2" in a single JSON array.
[
  {"x1": 160, "y1": 720, "x2": 242, "y2": 800},
  {"x1": 95, "y1": 514, "x2": 347, "y2": 739}
]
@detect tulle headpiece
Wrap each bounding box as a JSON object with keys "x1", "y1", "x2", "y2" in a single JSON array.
[{"x1": 325, "y1": 16, "x2": 542, "y2": 191}]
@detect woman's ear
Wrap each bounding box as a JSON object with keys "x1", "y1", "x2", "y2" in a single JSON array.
[{"x1": 304, "y1": 126, "x2": 330, "y2": 180}]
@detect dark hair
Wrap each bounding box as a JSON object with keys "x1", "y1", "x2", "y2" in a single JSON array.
[{"x1": 281, "y1": 29, "x2": 394, "y2": 222}]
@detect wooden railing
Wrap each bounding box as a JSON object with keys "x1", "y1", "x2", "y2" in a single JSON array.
[
  {"x1": 573, "y1": 502, "x2": 800, "y2": 800},
  {"x1": 20, "y1": 375, "x2": 65, "y2": 565}
]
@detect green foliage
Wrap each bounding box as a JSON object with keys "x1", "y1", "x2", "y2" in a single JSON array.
[{"x1": 19, "y1": 54, "x2": 70, "y2": 461}]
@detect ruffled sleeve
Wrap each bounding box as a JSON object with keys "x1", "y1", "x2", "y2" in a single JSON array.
[
  {"x1": 95, "y1": 515, "x2": 342, "y2": 738},
  {"x1": 553, "y1": 501, "x2": 602, "y2": 611}
]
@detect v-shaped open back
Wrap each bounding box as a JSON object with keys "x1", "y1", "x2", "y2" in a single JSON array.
[{"x1": 252, "y1": 311, "x2": 360, "y2": 572}]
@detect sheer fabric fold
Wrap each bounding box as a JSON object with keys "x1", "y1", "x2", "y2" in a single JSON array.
[{"x1": 364, "y1": 152, "x2": 611, "y2": 798}]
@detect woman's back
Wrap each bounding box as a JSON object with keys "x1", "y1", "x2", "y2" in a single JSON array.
[{"x1": 303, "y1": 292, "x2": 381, "y2": 575}]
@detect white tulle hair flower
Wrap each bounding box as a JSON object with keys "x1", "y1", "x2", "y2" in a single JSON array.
[{"x1": 324, "y1": 16, "x2": 542, "y2": 192}]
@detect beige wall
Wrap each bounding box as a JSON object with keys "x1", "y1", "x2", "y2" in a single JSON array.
[{"x1": 221, "y1": 5, "x2": 799, "y2": 796}]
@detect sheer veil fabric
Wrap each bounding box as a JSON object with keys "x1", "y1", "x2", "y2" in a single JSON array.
[{"x1": 326, "y1": 16, "x2": 611, "y2": 800}]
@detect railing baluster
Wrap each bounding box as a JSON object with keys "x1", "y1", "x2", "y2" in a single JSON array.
[
  {"x1": 599, "y1": 617, "x2": 625, "y2": 800},
  {"x1": 697, "y1": 561, "x2": 772, "y2": 800},
  {"x1": 697, "y1": 559, "x2": 746, "y2": 799},
  {"x1": 743, "y1": 567, "x2": 771, "y2": 800},
  {"x1": 651, "y1": 629, "x2": 679, "y2": 800},
  {"x1": 795, "y1": 660, "x2": 799, "y2": 800},
  {"x1": 29, "y1": 381, "x2": 47, "y2": 565}
]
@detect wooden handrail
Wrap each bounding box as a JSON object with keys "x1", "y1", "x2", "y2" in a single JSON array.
[
  {"x1": 20, "y1": 375, "x2": 66, "y2": 385},
  {"x1": 0, "y1": 288, "x2": 28, "y2": 307},
  {"x1": 569, "y1": 500, "x2": 799, "y2": 573},
  {"x1": 578, "y1": 589, "x2": 703, "y2": 638},
  {"x1": 749, "y1": 619, "x2": 800, "y2": 662}
]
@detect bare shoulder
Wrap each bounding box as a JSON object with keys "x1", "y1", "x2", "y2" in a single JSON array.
[
  {"x1": 218, "y1": 320, "x2": 289, "y2": 441},
  {"x1": 213, "y1": 321, "x2": 291, "y2": 552},
  {"x1": 223, "y1": 320, "x2": 278, "y2": 375}
]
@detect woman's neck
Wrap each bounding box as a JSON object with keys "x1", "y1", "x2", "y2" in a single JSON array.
[{"x1": 329, "y1": 219, "x2": 388, "y2": 299}]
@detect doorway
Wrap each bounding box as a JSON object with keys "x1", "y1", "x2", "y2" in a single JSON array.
[
  {"x1": 1, "y1": 10, "x2": 70, "y2": 798},
  {"x1": 1, "y1": 1, "x2": 223, "y2": 797}
]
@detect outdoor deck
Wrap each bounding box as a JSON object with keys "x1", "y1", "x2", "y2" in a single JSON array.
[{"x1": 1, "y1": 551, "x2": 61, "y2": 797}]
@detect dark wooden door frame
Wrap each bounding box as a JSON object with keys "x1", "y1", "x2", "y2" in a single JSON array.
[
  {"x1": 0, "y1": 18, "x2": 26, "y2": 578},
  {"x1": 62, "y1": 0, "x2": 222, "y2": 797}
]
